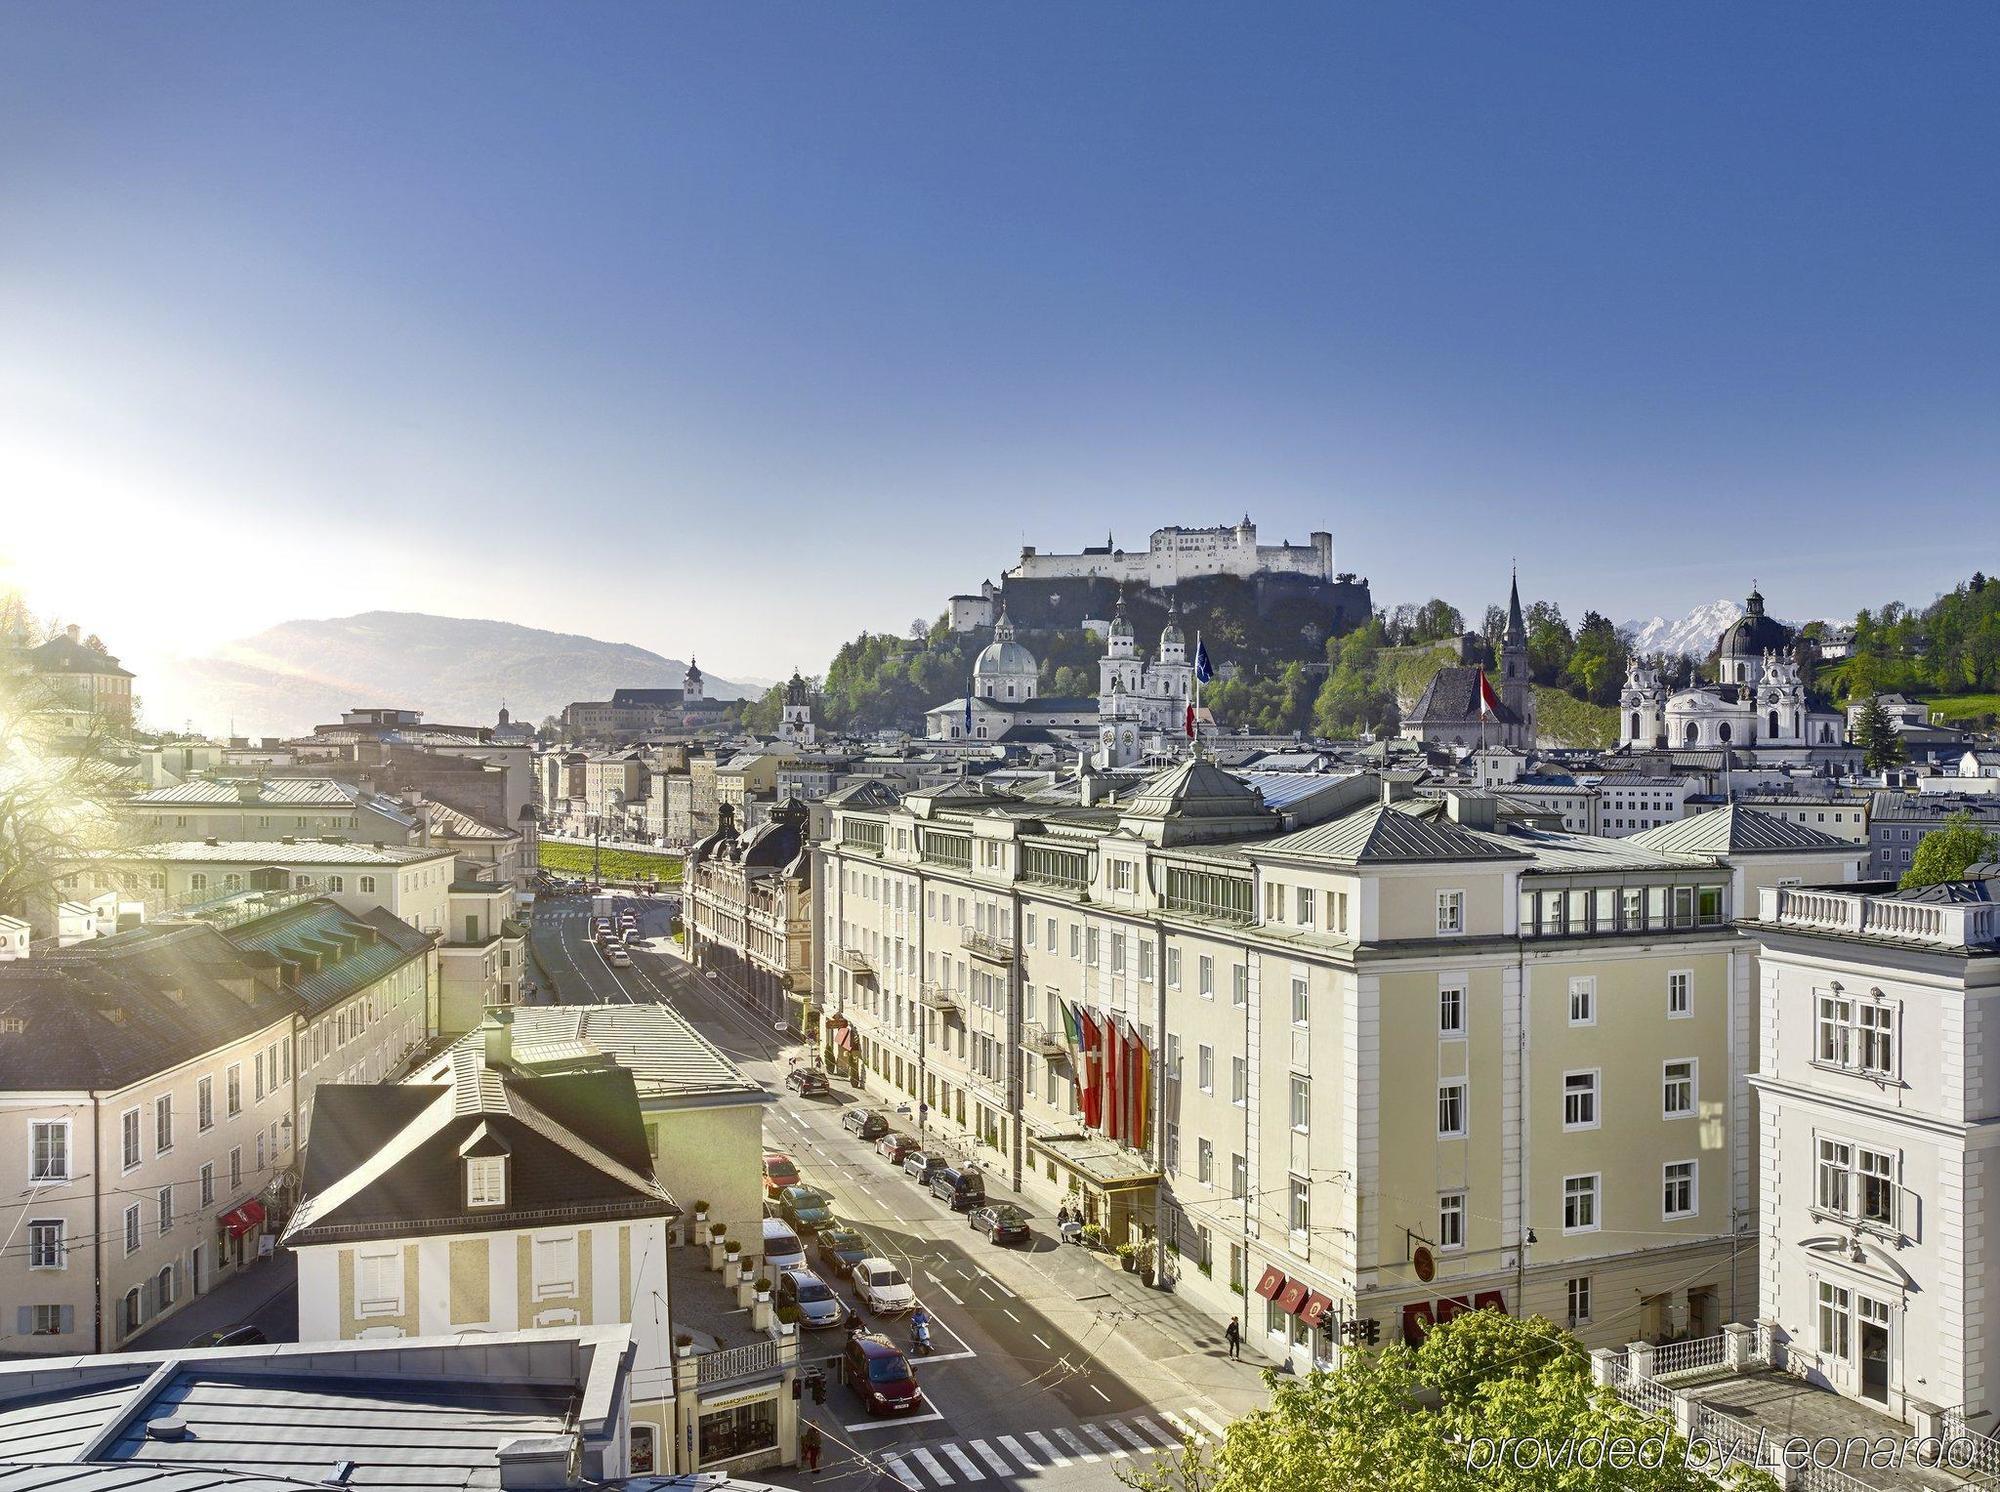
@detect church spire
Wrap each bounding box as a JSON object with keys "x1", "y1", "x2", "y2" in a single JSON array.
[{"x1": 1505, "y1": 566, "x2": 1527, "y2": 645}]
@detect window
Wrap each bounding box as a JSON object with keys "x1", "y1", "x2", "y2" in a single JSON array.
[
  {"x1": 1231, "y1": 1057, "x2": 1247, "y2": 1105},
  {"x1": 1662, "y1": 1059, "x2": 1696, "y2": 1119},
  {"x1": 1164, "y1": 1120, "x2": 1180, "y2": 1173},
  {"x1": 1858, "y1": 1002, "x2": 1896, "y2": 1075},
  {"x1": 1438, "y1": 1081, "x2": 1467, "y2": 1138},
  {"x1": 1086, "y1": 928, "x2": 1099, "y2": 966},
  {"x1": 1197, "y1": 1138, "x2": 1214, "y2": 1185},
  {"x1": 158, "y1": 1185, "x2": 174, "y2": 1234},
  {"x1": 1568, "y1": 977, "x2": 1595, "y2": 1026},
  {"x1": 1139, "y1": 939, "x2": 1154, "y2": 982},
  {"x1": 155, "y1": 1094, "x2": 173, "y2": 1154},
  {"x1": 189, "y1": 873, "x2": 208, "y2": 893},
  {"x1": 226, "y1": 1064, "x2": 242, "y2": 1116},
  {"x1": 1563, "y1": 1175, "x2": 1600, "y2": 1233},
  {"x1": 1667, "y1": 970, "x2": 1692, "y2": 1018},
  {"x1": 120, "y1": 1109, "x2": 141, "y2": 1171},
  {"x1": 30, "y1": 1120, "x2": 70, "y2": 1181},
  {"x1": 1818, "y1": 1281, "x2": 1851, "y2": 1360},
  {"x1": 1296, "y1": 887, "x2": 1315, "y2": 926},
  {"x1": 1198, "y1": 1044, "x2": 1214, "y2": 1093},
  {"x1": 1232, "y1": 963, "x2": 1248, "y2": 1006},
  {"x1": 1110, "y1": 859, "x2": 1134, "y2": 892},
  {"x1": 27, "y1": 1220, "x2": 64, "y2": 1270},
  {"x1": 1566, "y1": 1276, "x2": 1592, "y2": 1327},
  {"x1": 229, "y1": 1146, "x2": 242, "y2": 1192},
  {"x1": 358, "y1": 1250, "x2": 402, "y2": 1314},
  {"x1": 1289, "y1": 1075, "x2": 1311, "y2": 1133},
  {"x1": 1436, "y1": 890, "x2": 1464, "y2": 935},
  {"x1": 197, "y1": 1077, "x2": 213, "y2": 1132},
  {"x1": 1231, "y1": 1153, "x2": 1247, "y2": 1200},
  {"x1": 1662, "y1": 1161, "x2": 1697, "y2": 1219},
  {"x1": 1439, "y1": 979, "x2": 1465, "y2": 1036},
  {"x1": 200, "y1": 1162, "x2": 214, "y2": 1208},
  {"x1": 1816, "y1": 1138, "x2": 1852, "y2": 1214},
  {"x1": 1166, "y1": 948, "x2": 1181, "y2": 988},
  {"x1": 533, "y1": 1234, "x2": 578, "y2": 1298},
  {"x1": 1858, "y1": 1148, "x2": 1896, "y2": 1226},
  {"x1": 360, "y1": 875, "x2": 377, "y2": 894},
  {"x1": 1288, "y1": 1176, "x2": 1309, "y2": 1236},
  {"x1": 1438, "y1": 1192, "x2": 1465, "y2": 1251},
  {"x1": 1198, "y1": 955, "x2": 1215, "y2": 1000},
  {"x1": 327, "y1": 875, "x2": 344, "y2": 892},
  {"x1": 1563, "y1": 1071, "x2": 1599, "y2": 1130},
  {"x1": 466, "y1": 1156, "x2": 506, "y2": 1207},
  {"x1": 124, "y1": 1204, "x2": 141, "y2": 1256}
]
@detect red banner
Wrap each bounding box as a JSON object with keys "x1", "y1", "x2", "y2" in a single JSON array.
[{"x1": 1254, "y1": 1266, "x2": 1286, "y2": 1300}]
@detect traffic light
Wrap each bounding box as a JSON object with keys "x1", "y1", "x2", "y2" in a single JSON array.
[{"x1": 792, "y1": 1376, "x2": 802, "y2": 1402}]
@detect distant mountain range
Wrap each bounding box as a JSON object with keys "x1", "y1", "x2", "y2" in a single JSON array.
[
  {"x1": 147, "y1": 611, "x2": 755, "y2": 739},
  {"x1": 1618, "y1": 600, "x2": 1745, "y2": 659}
]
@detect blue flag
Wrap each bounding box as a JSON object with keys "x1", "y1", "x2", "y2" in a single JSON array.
[
  {"x1": 1194, "y1": 641, "x2": 1213, "y2": 684},
  {"x1": 964, "y1": 674, "x2": 974, "y2": 736}
]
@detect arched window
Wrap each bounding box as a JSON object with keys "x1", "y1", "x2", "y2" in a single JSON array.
[
  {"x1": 1795, "y1": 711, "x2": 1803, "y2": 737},
  {"x1": 189, "y1": 873, "x2": 208, "y2": 893},
  {"x1": 1631, "y1": 712, "x2": 1642, "y2": 738},
  {"x1": 123, "y1": 1288, "x2": 142, "y2": 1334},
  {"x1": 1768, "y1": 710, "x2": 1780, "y2": 738},
  {"x1": 222, "y1": 873, "x2": 243, "y2": 891},
  {"x1": 1718, "y1": 723, "x2": 1732, "y2": 743},
  {"x1": 327, "y1": 875, "x2": 344, "y2": 892},
  {"x1": 157, "y1": 1265, "x2": 175, "y2": 1309},
  {"x1": 1684, "y1": 722, "x2": 1699, "y2": 745}
]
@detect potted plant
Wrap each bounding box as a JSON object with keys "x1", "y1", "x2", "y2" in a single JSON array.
[
  {"x1": 775, "y1": 1303, "x2": 801, "y2": 1334},
  {"x1": 1116, "y1": 1242, "x2": 1139, "y2": 1272},
  {"x1": 754, "y1": 1276, "x2": 774, "y2": 1302},
  {"x1": 707, "y1": 1223, "x2": 728, "y2": 1271},
  {"x1": 674, "y1": 1332, "x2": 695, "y2": 1359},
  {"x1": 1081, "y1": 1223, "x2": 1105, "y2": 1249}
]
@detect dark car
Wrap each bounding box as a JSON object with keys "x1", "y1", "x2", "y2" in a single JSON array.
[
  {"x1": 775, "y1": 1267, "x2": 847, "y2": 1330},
  {"x1": 777, "y1": 1184, "x2": 837, "y2": 1232},
  {"x1": 901, "y1": 1150, "x2": 946, "y2": 1184},
  {"x1": 814, "y1": 1225, "x2": 870, "y2": 1280},
  {"x1": 969, "y1": 1203, "x2": 1031, "y2": 1246},
  {"x1": 841, "y1": 1108, "x2": 890, "y2": 1141},
  {"x1": 929, "y1": 1165, "x2": 986, "y2": 1211},
  {"x1": 843, "y1": 1332, "x2": 922, "y2": 1415},
  {"x1": 187, "y1": 1324, "x2": 267, "y2": 1348},
  {"x1": 876, "y1": 1132, "x2": 918, "y2": 1165},
  {"x1": 786, "y1": 1066, "x2": 831, "y2": 1097}
]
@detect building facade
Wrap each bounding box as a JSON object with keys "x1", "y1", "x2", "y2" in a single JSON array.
[
  {"x1": 1007, "y1": 517, "x2": 1334, "y2": 587},
  {"x1": 686, "y1": 802, "x2": 815, "y2": 1030}
]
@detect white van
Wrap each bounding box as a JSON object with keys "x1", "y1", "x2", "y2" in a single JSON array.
[{"x1": 762, "y1": 1217, "x2": 806, "y2": 1273}]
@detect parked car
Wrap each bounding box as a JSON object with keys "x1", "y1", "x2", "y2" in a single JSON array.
[
  {"x1": 842, "y1": 1108, "x2": 890, "y2": 1141},
  {"x1": 813, "y1": 1226, "x2": 870, "y2": 1280},
  {"x1": 876, "y1": 1132, "x2": 917, "y2": 1165},
  {"x1": 776, "y1": 1267, "x2": 847, "y2": 1330},
  {"x1": 969, "y1": 1203, "x2": 1032, "y2": 1246},
  {"x1": 762, "y1": 1152, "x2": 801, "y2": 1198},
  {"x1": 187, "y1": 1324, "x2": 266, "y2": 1348},
  {"x1": 929, "y1": 1165, "x2": 987, "y2": 1211},
  {"x1": 785, "y1": 1066, "x2": 831, "y2": 1097},
  {"x1": 851, "y1": 1257, "x2": 918, "y2": 1316},
  {"x1": 843, "y1": 1332, "x2": 922, "y2": 1415},
  {"x1": 777, "y1": 1184, "x2": 836, "y2": 1233},
  {"x1": 762, "y1": 1217, "x2": 807, "y2": 1273},
  {"x1": 901, "y1": 1150, "x2": 946, "y2": 1185}
]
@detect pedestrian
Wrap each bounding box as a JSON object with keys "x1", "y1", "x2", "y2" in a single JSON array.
[
  {"x1": 801, "y1": 1421, "x2": 821, "y2": 1474},
  {"x1": 1225, "y1": 1315, "x2": 1242, "y2": 1359}
]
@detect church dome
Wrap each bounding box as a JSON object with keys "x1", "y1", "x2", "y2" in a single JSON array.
[
  {"x1": 1160, "y1": 599, "x2": 1184, "y2": 649},
  {"x1": 975, "y1": 609, "x2": 1038, "y2": 680},
  {"x1": 1108, "y1": 597, "x2": 1133, "y2": 639},
  {"x1": 785, "y1": 671, "x2": 810, "y2": 706},
  {"x1": 1717, "y1": 587, "x2": 1793, "y2": 662}
]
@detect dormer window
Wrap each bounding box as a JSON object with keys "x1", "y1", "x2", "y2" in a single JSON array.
[{"x1": 466, "y1": 1155, "x2": 506, "y2": 1207}]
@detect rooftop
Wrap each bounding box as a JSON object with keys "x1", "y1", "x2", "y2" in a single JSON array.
[
  {"x1": 112, "y1": 840, "x2": 454, "y2": 866},
  {"x1": 1628, "y1": 804, "x2": 1860, "y2": 858}
]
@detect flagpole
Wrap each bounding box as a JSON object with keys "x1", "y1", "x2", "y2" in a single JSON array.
[{"x1": 1193, "y1": 630, "x2": 1202, "y2": 760}]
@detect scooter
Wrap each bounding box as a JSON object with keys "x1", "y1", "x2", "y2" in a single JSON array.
[{"x1": 910, "y1": 1315, "x2": 935, "y2": 1357}]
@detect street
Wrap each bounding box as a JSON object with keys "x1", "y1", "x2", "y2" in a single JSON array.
[{"x1": 531, "y1": 892, "x2": 1267, "y2": 1490}]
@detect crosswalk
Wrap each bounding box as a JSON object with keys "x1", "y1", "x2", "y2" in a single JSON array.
[{"x1": 875, "y1": 1406, "x2": 1228, "y2": 1487}]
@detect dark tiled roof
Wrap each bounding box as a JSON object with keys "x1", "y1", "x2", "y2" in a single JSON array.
[
  {"x1": 1405, "y1": 667, "x2": 1522, "y2": 727},
  {"x1": 25, "y1": 633, "x2": 132, "y2": 678},
  {"x1": 0, "y1": 925, "x2": 296, "y2": 1092},
  {"x1": 226, "y1": 901, "x2": 432, "y2": 1018},
  {"x1": 610, "y1": 688, "x2": 686, "y2": 707}
]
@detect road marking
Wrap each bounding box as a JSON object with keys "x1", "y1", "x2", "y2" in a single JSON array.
[
  {"x1": 907, "y1": 1447, "x2": 952, "y2": 1482},
  {"x1": 922, "y1": 1273, "x2": 964, "y2": 1306},
  {"x1": 1024, "y1": 1431, "x2": 1067, "y2": 1467},
  {"x1": 1090, "y1": 1384, "x2": 1112, "y2": 1403},
  {"x1": 882, "y1": 1453, "x2": 924, "y2": 1489},
  {"x1": 1133, "y1": 1416, "x2": 1181, "y2": 1448},
  {"x1": 1082, "y1": 1423, "x2": 1127, "y2": 1459},
  {"x1": 976, "y1": 1287, "x2": 994, "y2": 1301},
  {"x1": 938, "y1": 1443, "x2": 985, "y2": 1480},
  {"x1": 1110, "y1": 1420, "x2": 1154, "y2": 1452},
  {"x1": 913, "y1": 1348, "x2": 977, "y2": 1363},
  {"x1": 1185, "y1": 1407, "x2": 1227, "y2": 1438},
  {"x1": 970, "y1": 1440, "x2": 1011, "y2": 1476},
  {"x1": 845, "y1": 1411, "x2": 946, "y2": 1434},
  {"x1": 1051, "y1": 1428, "x2": 1096, "y2": 1463},
  {"x1": 1002, "y1": 1308, "x2": 1019, "y2": 1322},
  {"x1": 1032, "y1": 1333, "x2": 1051, "y2": 1349},
  {"x1": 981, "y1": 1272, "x2": 1015, "y2": 1297},
  {"x1": 996, "y1": 1435, "x2": 1040, "y2": 1470},
  {"x1": 1158, "y1": 1410, "x2": 1199, "y2": 1441}
]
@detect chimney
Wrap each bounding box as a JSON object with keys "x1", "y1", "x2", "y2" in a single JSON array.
[
  {"x1": 482, "y1": 1007, "x2": 515, "y2": 1070},
  {"x1": 1444, "y1": 791, "x2": 1497, "y2": 831},
  {"x1": 65, "y1": 623, "x2": 80, "y2": 643},
  {"x1": 1378, "y1": 774, "x2": 1416, "y2": 805}
]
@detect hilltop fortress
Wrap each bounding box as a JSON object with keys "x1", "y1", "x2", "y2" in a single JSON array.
[{"x1": 951, "y1": 516, "x2": 1372, "y2": 636}]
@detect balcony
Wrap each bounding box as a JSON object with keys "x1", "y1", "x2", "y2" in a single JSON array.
[
  {"x1": 832, "y1": 947, "x2": 875, "y2": 977},
  {"x1": 1756, "y1": 886, "x2": 2000, "y2": 951},
  {"x1": 963, "y1": 929, "x2": 1016, "y2": 964},
  {"x1": 920, "y1": 983, "x2": 962, "y2": 1016},
  {"x1": 1023, "y1": 1023, "x2": 1068, "y2": 1060}
]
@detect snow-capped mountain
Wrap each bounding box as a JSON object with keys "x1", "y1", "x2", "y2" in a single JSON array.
[{"x1": 1618, "y1": 600, "x2": 1743, "y2": 660}]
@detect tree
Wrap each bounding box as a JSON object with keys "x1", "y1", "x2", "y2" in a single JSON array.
[
  {"x1": 1480, "y1": 604, "x2": 1507, "y2": 661},
  {"x1": 1116, "y1": 1311, "x2": 1774, "y2": 1492},
  {"x1": 1524, "y1": 600, "x2": 1574, "y2": 685},
  {"x1": 1409, "y1": 598, "x2": 1465, "y2": 646},
  {"x1": 1901, "y1": 811, "x2": 2000, "y2": 890},
  {"x1": 1853, "y1": 695, "x2": 1904, "y2": 773},
  {"x1": 1564, "y1": 612, "x2": 1629, "y2": 706}
]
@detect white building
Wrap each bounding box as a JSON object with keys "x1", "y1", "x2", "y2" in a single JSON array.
[
  {"x1": 1097, "y1": 597, "x2": 1194, "y2": 741},
  {"x1": 924, "y1": 609, "x2": 1101, "y2": 743},
  {"x1": 1744, "y1": 871, "x2": 2000, "y2": 1429},
  {"x1": 1008, "y1": 516, "x2": 1333, "y2": 587}
]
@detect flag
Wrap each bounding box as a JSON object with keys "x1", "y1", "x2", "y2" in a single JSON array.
[
  {"x1": 1102, "y1": 1016, "x2": 1122, "y2": 1141},
  {"x1": 1126, "y1": 1024, "x2": 1146, "y2": 1146},
  {"x1": 1476, "y1": 669, "x2": 1501, "y2": 719},
  {"x1": 1194, "y1": 640, "x2": 1214, "y2": 684},
  {"x1": 1184, "y1": 703, "x2": 1196, "y2": 740},
  {"x1": 1078, "y1": 1008, "x2": 1104, "y2": 1128},
  {"x1": 964, "y1": 672, "x2": 975, "y2": 736}
]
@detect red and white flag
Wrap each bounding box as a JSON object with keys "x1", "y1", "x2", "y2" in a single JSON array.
[
  {"x1": 1476, "y1": 669, "x2": 1502, "y2": 719},
  {"x1": 1184, "y1": 703, "x2": 1196, "y2": 740}
]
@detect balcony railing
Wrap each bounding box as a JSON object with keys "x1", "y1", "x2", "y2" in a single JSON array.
[
  {"x1": 1023, "y1": 1022, "x2": 1067, "y2": 1059},
  {"x1": 832, "y1": 947, "x2": 875, "y2": 976},
  {"x1": 920, "y1": 983, "x2": 962, "y2": 1016},
  {"x1": 673, "y1": 1330, "x2": 799, "y2": 1394},
  {"x1": 963, "y1": 929, "x2": 1016, "y2": 964},
  {"x1": 1758, "y1": 886, "x2": 1999, "y2": 950}
]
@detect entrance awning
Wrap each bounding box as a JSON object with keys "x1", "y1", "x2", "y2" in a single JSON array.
[
  {"x1": 830, "y1": 1026, "x2": 855, "y2": 1052},
  {"x1": 1028, "y1": 1133, "x2": 1159, "y2": 1191},
  {"x1": 219, "y1": 1200, "x2": 266, "y2": 1237}
]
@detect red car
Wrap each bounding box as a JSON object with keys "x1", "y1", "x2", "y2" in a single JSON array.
[
  {"x1": 876, "y1": 1132, "x2": 918, "y2": 1165},
  {"x1": 762, "y1": 1152, "x2": 801, "y2": 1199},
  {"x1": 843, "y1": 1332, "x2": 922, "y2": 1415}
]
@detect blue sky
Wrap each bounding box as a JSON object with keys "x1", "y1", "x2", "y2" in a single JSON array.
[{"x1": 2, "y1": 3, "x2": 1994, "y2": 689}]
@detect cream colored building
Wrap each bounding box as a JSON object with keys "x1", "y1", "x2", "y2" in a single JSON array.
[
  {"x1": 437, "y1": 878, "x2": 527, "y2": 1035},
  {"x1": 81, "y1": 840, "x2": 454, "y2": 933},
  {"x1": 687, "y1": 800, "x2": 816, "y2": 1031},
  {"x1": 123, "y1": 778, "x2": 420, "y2": 845},
  {"x1": 824, "y1": 762, "x2": 1781, "y2": 1369}
]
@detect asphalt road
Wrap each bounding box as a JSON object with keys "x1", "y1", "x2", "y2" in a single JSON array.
[{"x1": 530, "y1": 896, "x2": 1255, "y2": 1491}]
